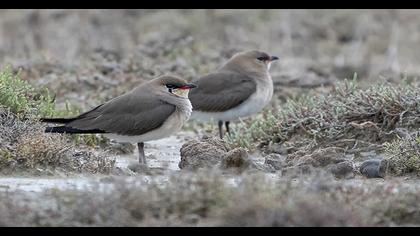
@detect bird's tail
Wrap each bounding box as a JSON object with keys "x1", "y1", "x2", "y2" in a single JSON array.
[
  {"x1": 44, "y1": 126, "x2": 106, "y2": 134},
  {"x1": 40, "y1": 117, "x2": 76, "y2": 124}
]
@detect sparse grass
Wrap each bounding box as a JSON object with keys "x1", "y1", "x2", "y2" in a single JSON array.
[
  {"x1": 383, "y1": 132, "x2": 420, "y2": 176},
  {"x1": 1, "y1": 171, "x2": 420, "y2": 226},
  {"x1": 229, "y1": 79, "x2": 420, "y2": 159},
  {"x1": 0, "y1": 108, "x2": 115, "y2": 174}
]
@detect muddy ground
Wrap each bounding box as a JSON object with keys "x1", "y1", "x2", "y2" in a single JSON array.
[{"x1": 1, "y1": 9, "x2": 420, "y2": 226}]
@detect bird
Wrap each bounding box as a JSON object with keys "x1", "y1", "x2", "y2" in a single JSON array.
[
  {"x1": 188, "y1": 50, "x2": 279, "y2": 139},
  {"x1": 41, "y1": 75, "x2": 197, "y2": 167}
]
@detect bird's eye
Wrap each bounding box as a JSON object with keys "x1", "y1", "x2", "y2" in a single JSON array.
[
  {"x1": 257, "y1": 57, "x2": 266, "y2": 61},
  {"x1": 166, "y1": 84, "x2": 176, "y2": 93}
]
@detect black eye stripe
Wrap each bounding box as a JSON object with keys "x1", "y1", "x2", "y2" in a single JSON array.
[
  {"x1": 257, "y1": 56, "x2": 269, "y2": 61},
  {"x1": 166, "y1": 84, "x2": 177, "y2": 89}
]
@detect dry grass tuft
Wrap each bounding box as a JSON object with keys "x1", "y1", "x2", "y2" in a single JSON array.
[
  {"x1": 230, "y1": 80, "x2": 420, "y2": 170},
  {"x1": 383, "y1": 131, "x2": 420, "y2": 176},
  {"x1": 0, "y1": 107, "x2": 115, "y2": 174}
]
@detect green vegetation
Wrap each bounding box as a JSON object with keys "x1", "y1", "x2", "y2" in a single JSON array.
[{"x1": 0, "y1": 66, "x2": 79, "y2": 118}]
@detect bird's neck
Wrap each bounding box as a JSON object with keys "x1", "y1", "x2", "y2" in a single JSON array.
[{"x1": 157, "y1": 92, "x2": 192, "y2": 118}]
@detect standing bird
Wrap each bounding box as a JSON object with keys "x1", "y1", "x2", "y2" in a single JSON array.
[
  {"x1": 41, "y1": 75, "x2": 196, "y2": 167},
  {"x1": 189, "y1": 50, "x2": 278, "y2": 139}
]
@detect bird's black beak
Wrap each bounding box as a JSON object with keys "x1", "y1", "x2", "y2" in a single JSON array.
[{"x1": 270, "y1": 56, "x2": 279, "y2": 61}]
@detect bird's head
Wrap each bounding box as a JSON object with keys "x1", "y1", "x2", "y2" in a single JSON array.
[
  {"x1": 222, "y1": 50, "x2": 279, "y2": 76},
  {"x1": 154, "y1": 75, "x2": 197, "y2": 98}
]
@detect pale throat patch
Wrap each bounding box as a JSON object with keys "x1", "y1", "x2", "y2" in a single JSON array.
[{"x1": 173, "y1": 88, "x2": 190, "y2": 98}]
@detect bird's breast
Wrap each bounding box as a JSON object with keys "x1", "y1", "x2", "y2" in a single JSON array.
[
  {"x1": 254, "y1": 75, "x2": 273, "y2": 106},
  {"x1": 177, "y1": 99, "x2": 193, "y2": 122}
]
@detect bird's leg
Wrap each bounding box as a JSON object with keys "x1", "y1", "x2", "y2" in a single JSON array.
[
  {"x1": 225, "y1": 121, "x2": 231, "y2": 137},
  {"x1": 137, "y1": 142, "x2": 147, "y2": 165},
  {"x1": 218, "y1": 120, "x2": 224, "y2": 139}
]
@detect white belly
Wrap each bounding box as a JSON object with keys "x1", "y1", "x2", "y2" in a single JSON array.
[
  {"x1": 191, "y1": 78, "x2": 273, "y2": 122},
  {"x1": 105, "y1": 106, "x2": 191, "y2": 144}
]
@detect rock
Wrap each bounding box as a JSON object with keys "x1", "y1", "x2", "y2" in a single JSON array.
[
  {"x1": 220, "y1": 148, "x2": 250, "y2": 169},
  {"x1": 220, "y1": 148, "x2": 264, "y2": 173},
  {"x1": 264, "y1": 154, "x2": 287, "y2": 170},
  {"x1": 329, "y1": 161, "x2": 355, "y2": 179},
  {"x1": 179, "y1": 137, "x2": 229, "y2": 170},
  {"x1": 359, "y1": 159, "x2": 386, "y2": 178},
  {"x1": 179, "y1": 137, "x2": 263, "y2": 172}
]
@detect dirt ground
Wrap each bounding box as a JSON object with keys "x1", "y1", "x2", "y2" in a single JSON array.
[{"x1": 1, "y1": 9, "x2": 420, "y2": 226}]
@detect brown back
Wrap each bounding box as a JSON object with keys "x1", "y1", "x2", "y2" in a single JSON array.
[
  {"x1": 189, "y1": 71, "x2": 256, "y2": 112},
  {"x1": 67, "y1": 91, "x2": 176, "y2": 136}
]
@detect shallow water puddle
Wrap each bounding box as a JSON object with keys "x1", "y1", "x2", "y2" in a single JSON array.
[{"x1": 114, "y1": 131, "x2": 193, "y2": 171}]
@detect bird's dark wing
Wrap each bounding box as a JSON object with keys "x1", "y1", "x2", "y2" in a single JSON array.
[
  {"x1": 66, "y1": 92, "x2": 176, "y2": 136},
  {"x1": 189, "y1": 72, "x2": 257, "y2": 112}
]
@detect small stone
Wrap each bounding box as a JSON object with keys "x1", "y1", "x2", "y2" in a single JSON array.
[
  {"x1": 359, "y1": 159, "x2": 385, "y2": 178},
  {"x1": 329, "y1": 161, "x2": 355, "y2": 179}
]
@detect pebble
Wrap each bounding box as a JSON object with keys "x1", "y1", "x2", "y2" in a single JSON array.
[{"x1": 359, "y1": 159, "x2": 385, "y2": 178}]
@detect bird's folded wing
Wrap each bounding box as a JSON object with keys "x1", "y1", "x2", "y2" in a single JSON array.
[
  {"x1": 67, "y1": 93, "x2": 176, "y2": 136},
  {"x1": 189, "y1": 72, "x2": 257, "y2": 112}
]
